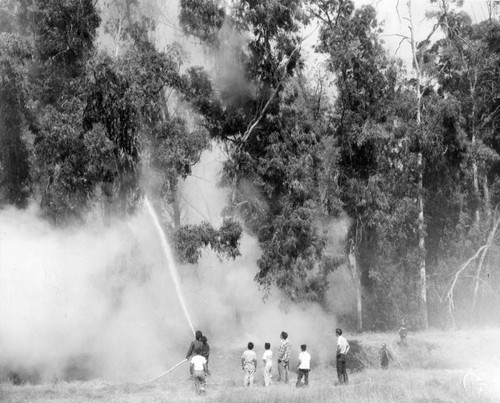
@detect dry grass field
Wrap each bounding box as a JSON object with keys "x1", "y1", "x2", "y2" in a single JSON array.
[{"x1": 2, "y1": 328, "x2": 500, "y2": 402}]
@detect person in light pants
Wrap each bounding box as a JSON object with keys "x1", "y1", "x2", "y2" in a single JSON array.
[
  {"x1": 262, "y1": 342, "x2": 273, "y2": 386},
  {"x1": 241, "y1": 342, "x2": 257, "y2": 387}
]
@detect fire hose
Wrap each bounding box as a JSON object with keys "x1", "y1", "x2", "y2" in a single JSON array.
[{"x1": 141, "y1": 358, "x2": 188, "y2": 384}]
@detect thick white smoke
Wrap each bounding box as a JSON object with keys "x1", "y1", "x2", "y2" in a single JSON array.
[
  {"x1": 0, "y1": 203, "x2": 191, "y2": 382},
  {"x1": 0, "y1": 146, "x2": 351, "y2": 383},
  {"x1": 175, "y1": 147, "x2": 350, "y2": 363},
  {"x1": 0, "y1": 0, "x2": 357, "y2": 383}
]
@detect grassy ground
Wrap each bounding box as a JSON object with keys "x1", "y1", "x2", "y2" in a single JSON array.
[{"x1": 2, "y1": 328, "x2": 500, "y2": 402}]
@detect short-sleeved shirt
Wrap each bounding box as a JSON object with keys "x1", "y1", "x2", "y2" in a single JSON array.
[
  {"x1": 191, "y1": 355, "x2": 207, "y2": 371},
  {"x1": 242, "y1": 349, "x2": 257, "y2": 370},
  {"x1": 298, "y1": 351, "x2": 311, "y2": 370},
  {"x1": 337, "y1": 335, "x2": 350, "y2": 355},
  {"x1": 263, "y1": 349, "x2": 273, "y2": 365}
]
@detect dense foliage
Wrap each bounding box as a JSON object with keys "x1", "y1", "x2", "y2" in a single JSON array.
[{"x1": 1, "y1": 0, "x2": 500, "y2": 329}]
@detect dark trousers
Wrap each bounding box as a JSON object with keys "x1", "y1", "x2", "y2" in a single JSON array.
[
  {"x1": 192, "y1": 370, "x2": 206, "y2": 394},
  {"x1": 296, "y1": 368, "x2": 309, "y2": 386},
  {"x1": 336, "y1": 353, "x2": 348, "y2": 384}
]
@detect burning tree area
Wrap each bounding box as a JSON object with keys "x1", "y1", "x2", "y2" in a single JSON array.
[{"x1": 1, "y1": 1, "x2": 500, "y2": 378}]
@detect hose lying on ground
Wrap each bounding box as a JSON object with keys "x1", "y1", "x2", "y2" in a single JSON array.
[{"x1": 141, "y1": 359, "x2": 188, "y2": 384}]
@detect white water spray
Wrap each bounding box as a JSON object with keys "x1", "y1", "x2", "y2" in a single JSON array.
[{"x1": 144, "y1": 196, "x2": 196, "y2": 336}]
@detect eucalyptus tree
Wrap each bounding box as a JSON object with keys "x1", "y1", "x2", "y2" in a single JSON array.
[
  {"x1": 424, "y1": 9, "x2": 500, "y2": 323},
  {"x1": 314, "y1": 0, "x2": 423, "y2": 329},
  {"x1": 0, "y1": 0, "x2": 104, "y2": 221},
  {"x1": 0, "y1": 38, "x2": 31, "y2": 207},
  {"x1": 177, "y1": 0, "x2": 345, "y2": 302}
]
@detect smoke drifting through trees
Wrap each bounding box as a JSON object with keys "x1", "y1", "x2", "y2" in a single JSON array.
[
  {"x1": 0, "y1": 150, "x2": 342, "y2": 382},
  {"x1": 2, "y1": 0, "x2": 500, "y2": 385}
]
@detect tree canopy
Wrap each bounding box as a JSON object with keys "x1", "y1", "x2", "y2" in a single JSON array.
[{"x1": 2, "y1": 0, "x2": 500, "y2": 329}]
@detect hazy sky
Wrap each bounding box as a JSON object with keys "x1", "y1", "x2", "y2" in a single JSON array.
[{"x1": 361, "y1": 0, "x2": 496, "y2": 62}]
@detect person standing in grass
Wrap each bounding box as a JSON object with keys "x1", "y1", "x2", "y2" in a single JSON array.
[
  {"x1": 277, "y1": 331, "x2": 291, "y2": 383},
  {"x1": 336, "y1": 328, "x2": 349, "y2": 384},
  {"x1": 242, "y1": 342, "x2": 257, "y2": 387},
  {"x1": 380, "y1": 343, "x2": 392, "y2": 369},
  {"x1": 201, "y1": 336, "x2": 211, "y2": 375},
  {"x1": 296, "y1": 344, "x2": 311, "y2": 387},
  {"x1": 398, "y1": 321, "x2": 408, "y2": 346},
  {"x1": 190, "y1": 347, "x2": 208, "y2": 394},
  {"x1": 186, "y1": 330, "x2": 203, "y2": 360},
  {"x1": 262, "y1": 342, "x2": 273, "y2": 386}
]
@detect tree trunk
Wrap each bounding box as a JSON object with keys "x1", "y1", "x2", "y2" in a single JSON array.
[
  {"x1": 347, "y1": 250, "x2": 362, "y2": 332},
  {"x1": 172, "y1": 192, "x2": 181, "y2": 228},
  {"x1": 408, "y1": 0, "x2": 428, "y2": 329},
  {"x1": 115, "y1": 17, "x2": 122, "y2": 58},
  {"x1": 418, "y1": 171, "x2": 428, "y2": 329},
  {"x1": 484, "y1": 176, "x2": 491, "y2": 217},
  {"x1": 472, "y1": 158, "x2": 480, "y2": 222},
  {"x1": 470, "y1": 70, "x2": 480, "y2": 223}
]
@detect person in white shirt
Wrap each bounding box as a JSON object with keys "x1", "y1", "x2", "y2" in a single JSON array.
[
  {"x1": 262, "y1": 342, "x2": 273, "y2": 386},
  {"x1": 190, "y1": 348, "x2": 208, "y2": 394},
  {"x1": 241, "y1": 342, "x2": 257, "y2": 387},
  {"x1": 336, "y1": 328, "x2": 350, "y2": 384},
  {"x1": 296, "y1": 344, "x2": 311, "y2": 387}
]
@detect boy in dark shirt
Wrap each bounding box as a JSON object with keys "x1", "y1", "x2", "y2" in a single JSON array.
[
  {"x1": 186, "y1": 330, "x2": 203, "y2": 360},
  {"x1": 201, "y1": 335, "x2": 211, "y2": 375}
]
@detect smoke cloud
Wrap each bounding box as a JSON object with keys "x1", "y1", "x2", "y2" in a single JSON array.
[
  {"x1": 0, "y1": 202, "x2": 189, "y2": 382},
  {"x1": 0, "y1": 147, "x2": 351, "y2": 383},
  {"x1": 0, "y1": 1, "x2": 355, "y2": 384},
  {"x1": 176, "y1": 147, "x2": 350, "y2": 362}
]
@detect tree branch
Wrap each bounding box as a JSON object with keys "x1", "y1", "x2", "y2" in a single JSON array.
[
  {"x1": 444, "y1": 244, "x2": 487, "y2": 327},
  {"x1": 240, "y1": 28, "x2": 317, "y2": 144},
  {"x1": 471, "y1": 211, "x2": 500, "y2": 314},
  {"x1": 444, "y1": 212, "x2": 500, "y2": 327}
]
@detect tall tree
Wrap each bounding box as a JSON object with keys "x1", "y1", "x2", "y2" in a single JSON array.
[
  {"x1": 0, "y1": 55, "x2": 30, "y2": 207},
  {"x1": 178, "y1": 0, "x2": 345, "y2": 301},
  {"x1": 425, "y1": 10, "x2": 500, "y2": 322},
  {"x1": 315, "y1": 0, "x2": 418, "y2": 329},
  {"x1": 406, "y1": 0, "x2": 430, "y2": 329}
]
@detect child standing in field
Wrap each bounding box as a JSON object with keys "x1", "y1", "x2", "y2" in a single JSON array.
[
  {"x1": 190, "y1": 348, "x2": 208, "y2": 395},
  {"x1": 201, "y1": 336, "x2": 210, "y2": 375},
  {"x1": 296, "y1": 344, "x2": 311, "y2": 387},
  {"x1": 398, "y1": 321, "x2": 408, "y2": 346},
  {"x1": 262, "y1": 342, "x2": 273, "y2": 386},
  {"x1": 241, "y1": 342, "x2": 257, "y2": 387},
  {"x1": 380, "y1": 343, "x2": 392, "y2": 369}
]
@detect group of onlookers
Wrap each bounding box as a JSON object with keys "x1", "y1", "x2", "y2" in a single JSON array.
[
  {"x1": 242, "y1": 328, "x2": 350, "y2": 388},
  {"x1": 241, "y1": 331, "x2": 310, "y2": 388},
  {"x1": 186, "y1": 328, "x2": 350, "y2": 394}
]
